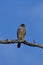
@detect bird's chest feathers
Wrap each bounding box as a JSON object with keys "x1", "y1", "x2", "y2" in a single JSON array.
[
  {"x1": 18, "y1": 27, "x2": 25, "y2": 40},
  {"x1": 18, "y1": 33, "x2": 24, "y2": 40}
]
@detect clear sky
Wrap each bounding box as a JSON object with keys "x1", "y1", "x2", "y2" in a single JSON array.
[{"x1": 0, "y1": 0, "x2": 43, "y2": 65}]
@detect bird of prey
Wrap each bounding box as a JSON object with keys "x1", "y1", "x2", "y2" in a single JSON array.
[{"x1": 17, "y1": 24, "x2": 26, "y2": 48}]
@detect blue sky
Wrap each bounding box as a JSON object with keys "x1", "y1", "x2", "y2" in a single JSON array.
[{"x1": 0, "y1": 0, "x2": 43, "y2": 65}]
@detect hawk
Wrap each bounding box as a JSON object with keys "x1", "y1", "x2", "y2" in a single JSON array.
[{"x1": 17, "y1": 24, "x2": 26, "y2": 48}]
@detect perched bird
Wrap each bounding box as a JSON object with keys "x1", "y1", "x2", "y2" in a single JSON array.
[{"x1": 17, "y1": 24, "x2": 26, "y2": 48}]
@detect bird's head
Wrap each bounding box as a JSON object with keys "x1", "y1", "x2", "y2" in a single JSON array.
[{"x1": 20, "y1": 24, "x2": 25, "y2": 27}]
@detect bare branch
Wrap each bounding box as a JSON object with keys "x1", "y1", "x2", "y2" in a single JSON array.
[
  {"x1": 0, "y1": 39, "x2": 43, "y2": 49},
  {"x1": 23, "y1": 41, "x2": 43, "y2": 49}
]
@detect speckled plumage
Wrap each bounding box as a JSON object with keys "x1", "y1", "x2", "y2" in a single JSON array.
[{"x1": 17, "y1": 24, "x2": 26, "y2": 48}]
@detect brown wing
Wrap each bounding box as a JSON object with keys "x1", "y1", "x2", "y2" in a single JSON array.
[{"x1": 17, "y1": 28, "x2": 20, "y2": 38}]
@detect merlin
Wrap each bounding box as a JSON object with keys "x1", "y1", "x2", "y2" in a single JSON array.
[{"x1": 17, "y1": 24, "x2": 26, "y2": 48}]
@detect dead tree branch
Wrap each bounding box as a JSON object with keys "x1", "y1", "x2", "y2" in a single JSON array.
[{"x1": 0, "y1": 39, "x2": 43, "y2": 49}]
